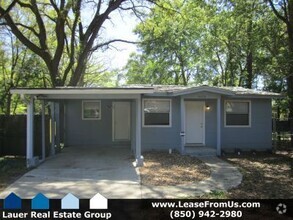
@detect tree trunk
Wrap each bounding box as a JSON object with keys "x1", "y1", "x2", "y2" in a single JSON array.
[
  {"x1": 287, "y1": 74, "x2": 293, "y2": 148},
  {"x1": 246, "y1": 51, "x2": 253, "y2": 88},
  {"x1": 5, "y1": 93, "x2": 12, "y2": 116},
  {"x1": 287, "y1": 14, "x2": 293, "y2": 148}
]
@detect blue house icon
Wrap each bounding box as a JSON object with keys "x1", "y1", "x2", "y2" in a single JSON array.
[
  {"x1": 31, "y1": 193, "x2": 49, "y2": 209},
  {"x1": 61, "y1": 193, "x2": 79, "y2": 209},
  {"x1": 4, "y1": 192, "x2": 22, "y2": 209}
]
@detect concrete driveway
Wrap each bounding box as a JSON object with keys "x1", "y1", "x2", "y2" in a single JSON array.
[{"x1": 0, "y1": 146, "x2": 141, "y2": 199}]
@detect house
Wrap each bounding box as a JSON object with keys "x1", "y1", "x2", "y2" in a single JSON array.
[
  {"x1": 90, "y1": 193, "x2": 108, "y2": 209},
  {"x1": 61, "y1": 193, "x2": 79, "y2": 209},
  {"x1": 3, "y1": 192, "x2": 22, "y2": 209},
  {"x1": 31, "y1": 193, "x2": 49, "y2": 210},
  {"x1": 10, "y1": 85, "x2": 280, "y2": 168}
]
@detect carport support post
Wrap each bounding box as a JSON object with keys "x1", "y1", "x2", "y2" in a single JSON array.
[
  {"x1": 41, "y1": 100, "x2": 46, "y2": 161},
  {"x1": 55, "y1": 102, "x2": 61, "y2": 153},
  {"x1": 216, "y1": 97, "x2": 221, "y2": 156},
  {"x1": 135, "y1": 96, "x2": 143, "y2": 167},
  {"x1": 50, "y1": 102, "x2": 56, "y2": 156},
  {"x1": 26, "y1": 96, "x2": 34, "y2": 168}
]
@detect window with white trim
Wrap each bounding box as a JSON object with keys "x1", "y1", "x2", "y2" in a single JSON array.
[
  {"x1": 82, "y1": 101, "x2": 101, "y2": 120},
  {"x1": 143, "y1": 99, "x2": 171, "y2": 126},
  {"x1": 225, "y1": 100, "x2": 250, "y2": 126}
]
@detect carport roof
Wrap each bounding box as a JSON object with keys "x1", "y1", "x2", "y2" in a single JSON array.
[{"x1": 10, "y1": 86, "x2": 154, "y2": 95}]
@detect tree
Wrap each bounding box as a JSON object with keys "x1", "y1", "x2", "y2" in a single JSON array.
[
  {"x1": 0, "y1": 0, "x2": 151, "y2": 87},
  {"x1": 126, "y1": 0, "x2": 213, "y2": 85},
  {"x1": 0, "y1": 28, "x2": 47, "y2": 115},
  {"x1": 267, "y1": 0, "x2": 293, "y2": 114},
  {"x1": 126, "y1": 0, "x2": 280, "y2": 88},
  {"x1": 266, "y1": 0, "x2": 293, "y2": 147}
]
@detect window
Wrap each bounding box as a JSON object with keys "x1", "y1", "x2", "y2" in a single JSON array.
[
  {"x1": 82, "y1": 101, "x2": 101, "y2": 120},
  {"x1": 143, "y1": 99, "x2": 171, "y2": 127},
  {"x1": 225, "y1": 100, "x2": 250, "y2": 126}
]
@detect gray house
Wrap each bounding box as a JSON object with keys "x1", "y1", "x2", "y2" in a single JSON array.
[{"x1": 11, "y1": 85, "x2": 280, "y2": 168}]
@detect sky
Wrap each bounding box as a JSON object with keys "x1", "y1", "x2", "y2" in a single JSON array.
[{"x1": 96, "y1": 9, "x2": 140, "y2": 71}]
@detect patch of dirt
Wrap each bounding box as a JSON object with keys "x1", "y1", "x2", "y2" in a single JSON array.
[
  {"x1": 223, "y1": 151, "x2": 293, "y2": 199},
  {"x1": 139, "y1": 151, "x2": 211, "y2": 186},
  {"x1": 0, "y1": 157, "x2": 27, "y2": 192}
]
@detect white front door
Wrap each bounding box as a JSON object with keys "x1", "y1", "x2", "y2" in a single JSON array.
[
  {"x1": 112, "y1": 102, "x2": 130, "y2": 141},
  {"x1": 185, "y1": 101, "x2": 205, "y2": 144}
]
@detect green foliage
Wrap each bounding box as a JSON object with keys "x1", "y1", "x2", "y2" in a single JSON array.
[
  {"x1": 126, "y1": 0, "x2": 288, "y2": 92},
  {"x1": 0, "y1": 32, "x2": 48, "y2": 115},
  {"x1": 126, "y1": 0, "x2": 213, "y2": 85},
  {"x1": 0, "y1": 0, "x2": 153, "y2": 87}
]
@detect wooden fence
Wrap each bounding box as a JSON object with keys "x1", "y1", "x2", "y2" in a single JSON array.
[{"x1": 0, "y1": 115, "x2": 50, "y2": 157}]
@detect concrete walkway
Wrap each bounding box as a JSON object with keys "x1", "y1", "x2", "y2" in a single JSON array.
[
  {"x1": 140, "y1": 156, "x2": 243, "y2": 198},
  {"x1": 0, "y1": 148, "x2": 242, "y2": 199}
]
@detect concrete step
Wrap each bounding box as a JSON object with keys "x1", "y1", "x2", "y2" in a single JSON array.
[{"x1": 185, "y1": 146, "x2": 217, "y2": 157}]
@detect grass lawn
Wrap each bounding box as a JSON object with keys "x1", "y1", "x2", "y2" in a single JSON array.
[{"x1": 0, "y1": 156, "x2": 27, "y2": 192}]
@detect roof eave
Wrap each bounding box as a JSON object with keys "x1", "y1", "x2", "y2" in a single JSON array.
[
  {"x1": 10, "y1": 88, "x2": 154, "y2": 95},
  {"x1": 233, "y1": 94, "x2": 284, "y2": 99}
]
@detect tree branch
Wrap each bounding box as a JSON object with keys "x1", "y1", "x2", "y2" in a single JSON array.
[
  {"x1": 91, "y1": 39, "x2": 138, "y2": 51},
  {"x1": 0, "y1": 6, "x2": 47, "y2": 60},
  {"x1": 267, "y1": 0, "x2": 288, "y2": 24},
  {"x1": 14, "y1": 22, "x2": 39, "y2": 36},
  {"x1": 62, "y1": 0, "x2": 82, "y2": 84},
  {"x1": 17, "y1": 1, "x2": 33, "y2": 9},
  {"x1": 0, "y1": 0, "x2": 18, "y2": 19},
  {"x1": 30, "y1": 0, "x2": 48, "y2": 50},
  {"x1": 49, "y1": 0, "x2": 59, "y2": 13}
]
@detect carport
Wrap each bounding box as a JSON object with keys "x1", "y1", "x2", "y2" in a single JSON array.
[{"x1": 10, "y1": 87, "x2": 154, "y2": 168}]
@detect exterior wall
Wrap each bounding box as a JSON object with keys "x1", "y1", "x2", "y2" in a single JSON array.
[
  {"x1": 63, "y1": 96, "x2": 272, "y2": 152},
  {"x1": 204, "y1": 100, "x2": 217, "y2": 148},
  {"x1": 141, "y1": 96, "x2": 181, "y2": 152},
  {"x1": 64, "y1": 99, "x2": 131, "y2": 147},
  {"x1": 221, "y1": 98, "x2": 272, "y2": 151}
]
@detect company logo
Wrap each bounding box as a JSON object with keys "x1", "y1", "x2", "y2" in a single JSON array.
[{"x1": 1, "y1": 192, "x2": 112, "y2": 219}]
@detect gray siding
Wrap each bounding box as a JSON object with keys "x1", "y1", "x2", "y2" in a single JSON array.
[
  {"x1": 64, "y1": 99, "x2": 131, "y2": 147},
  {"x1": 141, "y1": 97, "x2": 181, "y2": 152},
  {"x1": 204, "y1": 100, "x2": 217, "y2": 148},
  {"x1": 221, "y1": 98, "x2": 272, "y2": 151},
  {"x1": 63, "y1": 96, "x2": 272, "y2": 152}
]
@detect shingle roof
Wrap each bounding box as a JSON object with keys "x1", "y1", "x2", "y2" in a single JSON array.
[{"x1": 220, "y1": 86, "x2": 281, "y2": 96}]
